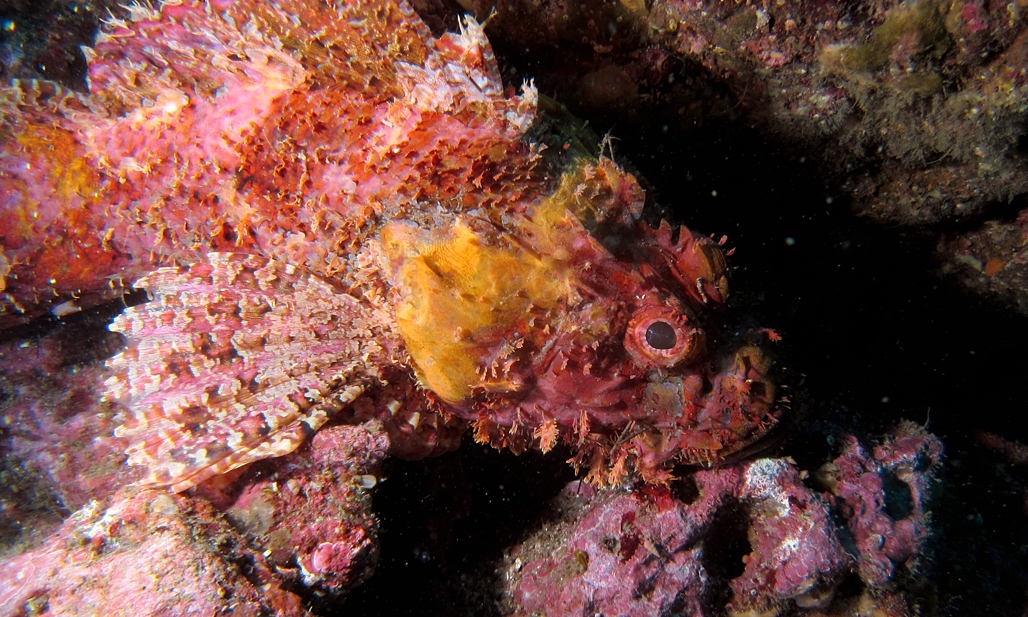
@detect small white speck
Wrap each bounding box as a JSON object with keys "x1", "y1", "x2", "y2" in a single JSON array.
[{"x1": 356, "y1": 474, "x2": 378, "y2": 489}]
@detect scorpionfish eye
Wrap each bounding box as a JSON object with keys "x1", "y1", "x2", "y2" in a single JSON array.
[{"x1": 624, "y1": 306, "x2": 705, "y2": 367}]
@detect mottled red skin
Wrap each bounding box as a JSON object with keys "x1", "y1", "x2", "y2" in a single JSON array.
[
  {"x1": 0, "y1": 487, "x2": 310, "y2": 617},
  {"x1": 446, "y1": 204, "x2": 778, "y2": 483},
  {"x1": 504, "y1": 426, "x2": 943, "y2": 617},
  {"x1": 1, "y1": 0, "x2": 539, "y2": 327},
  {"x1": 347, "y1": 365, "x2": 467, "y2": 460}
]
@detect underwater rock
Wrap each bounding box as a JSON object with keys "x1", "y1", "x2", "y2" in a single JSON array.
[
  {"x1": 937, "y1": 207, "x2": 1028, "y2": 318},
  {"x1": 448, "y1": 0, "x2": 1028, "y2": 227},
  {"x1": 0, "y1": 328, "x2": 140, "y2": 552},
  {"x1": 205, "y1": 423, "x2": 388, "y2": 600},
  {"x1": 502, "y1": 424, "x2": 943, "y2": 617},
  {"x1": 818, "y1": 421, "x2": 944, "y2": 588},
  {"x1": 0, "y1": 487, "x2": 310, "y2": 617}
]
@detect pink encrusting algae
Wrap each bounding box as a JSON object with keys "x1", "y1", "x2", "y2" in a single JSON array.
[
  {"x1": 504, "y1": 423, "x2": 943, "y2": 617},
  {"x1": 0, "y1": 486, "x2": 313, "y2": 616},
  {"x1": 0, "y1": 0, "x2": 781, "y2": 493}
]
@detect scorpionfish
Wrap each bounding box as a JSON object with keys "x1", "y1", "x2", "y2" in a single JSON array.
[{"x1": 0, "y1": 0, "x2": 780, "y2": 491}]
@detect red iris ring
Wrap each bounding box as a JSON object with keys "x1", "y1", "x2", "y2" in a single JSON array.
[{"x1": 624, "y1": 306, "x2": 704, "y2": 367}]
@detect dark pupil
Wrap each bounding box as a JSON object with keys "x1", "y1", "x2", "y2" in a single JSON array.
[{"x1": 645, "y1": 321, "x2": 677, "y2": 350}]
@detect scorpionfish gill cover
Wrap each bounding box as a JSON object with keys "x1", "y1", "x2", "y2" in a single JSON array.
[{"x1": 0, "y1": 0, "x2": 780, "y2": 492}]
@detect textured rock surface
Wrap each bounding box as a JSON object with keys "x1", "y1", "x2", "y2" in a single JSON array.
[
  {"x1": 0, "y1": 321, "x2": 139, "y2": 555},
  {"x1": 205, "y1": 423, "x2": 389, "y2": 600},
  {"x1": 0, "y1": 487, "x2": 310, "y2": 617},
  {"x1": 938, "y1": 208, "x2": 1028, "y2": 317},
  {"x1": 452, "y1": 0, "x2": 1028, "y2": 228},
  {"x1": 503, "y1": 424, "x2": 943, "y2": 617}
]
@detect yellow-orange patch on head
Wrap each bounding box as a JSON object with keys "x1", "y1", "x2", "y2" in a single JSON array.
[{"x1": 381, "y1": 220, "x2": 571, "y2": 403}]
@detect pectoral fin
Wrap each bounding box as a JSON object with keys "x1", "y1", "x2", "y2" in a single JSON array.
[{"x1": 105, "y1": 253, "x2": 392, "y2": 492}]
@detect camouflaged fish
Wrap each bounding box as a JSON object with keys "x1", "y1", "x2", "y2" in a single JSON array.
[{"x1": 0, "y1": 0, "x2": 780, "y2": 492}]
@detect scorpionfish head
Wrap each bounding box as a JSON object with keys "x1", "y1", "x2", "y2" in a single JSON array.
[{"x1": 381, "y1": 157, "x2": 780, "y2": 485}]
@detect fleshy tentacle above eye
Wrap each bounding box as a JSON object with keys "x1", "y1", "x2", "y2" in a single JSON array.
[
  {"x1": 646, "y1": 219, "x2": 730, "y2": 308},
  {"x1": 104, "y1": 253, "x2": 396, "y2": 493}
]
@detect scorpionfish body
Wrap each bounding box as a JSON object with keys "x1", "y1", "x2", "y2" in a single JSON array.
[{"x1": 0, "y1": 0, "x2": 780, "y2": 491}]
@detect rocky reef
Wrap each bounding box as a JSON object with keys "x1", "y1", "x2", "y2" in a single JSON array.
[
  {"x1": 0, "y1": 487, "x2": 312, "y2": 616},
  {"x1": 504, "y1": 424, "x2": 942, "y2": 617}
]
